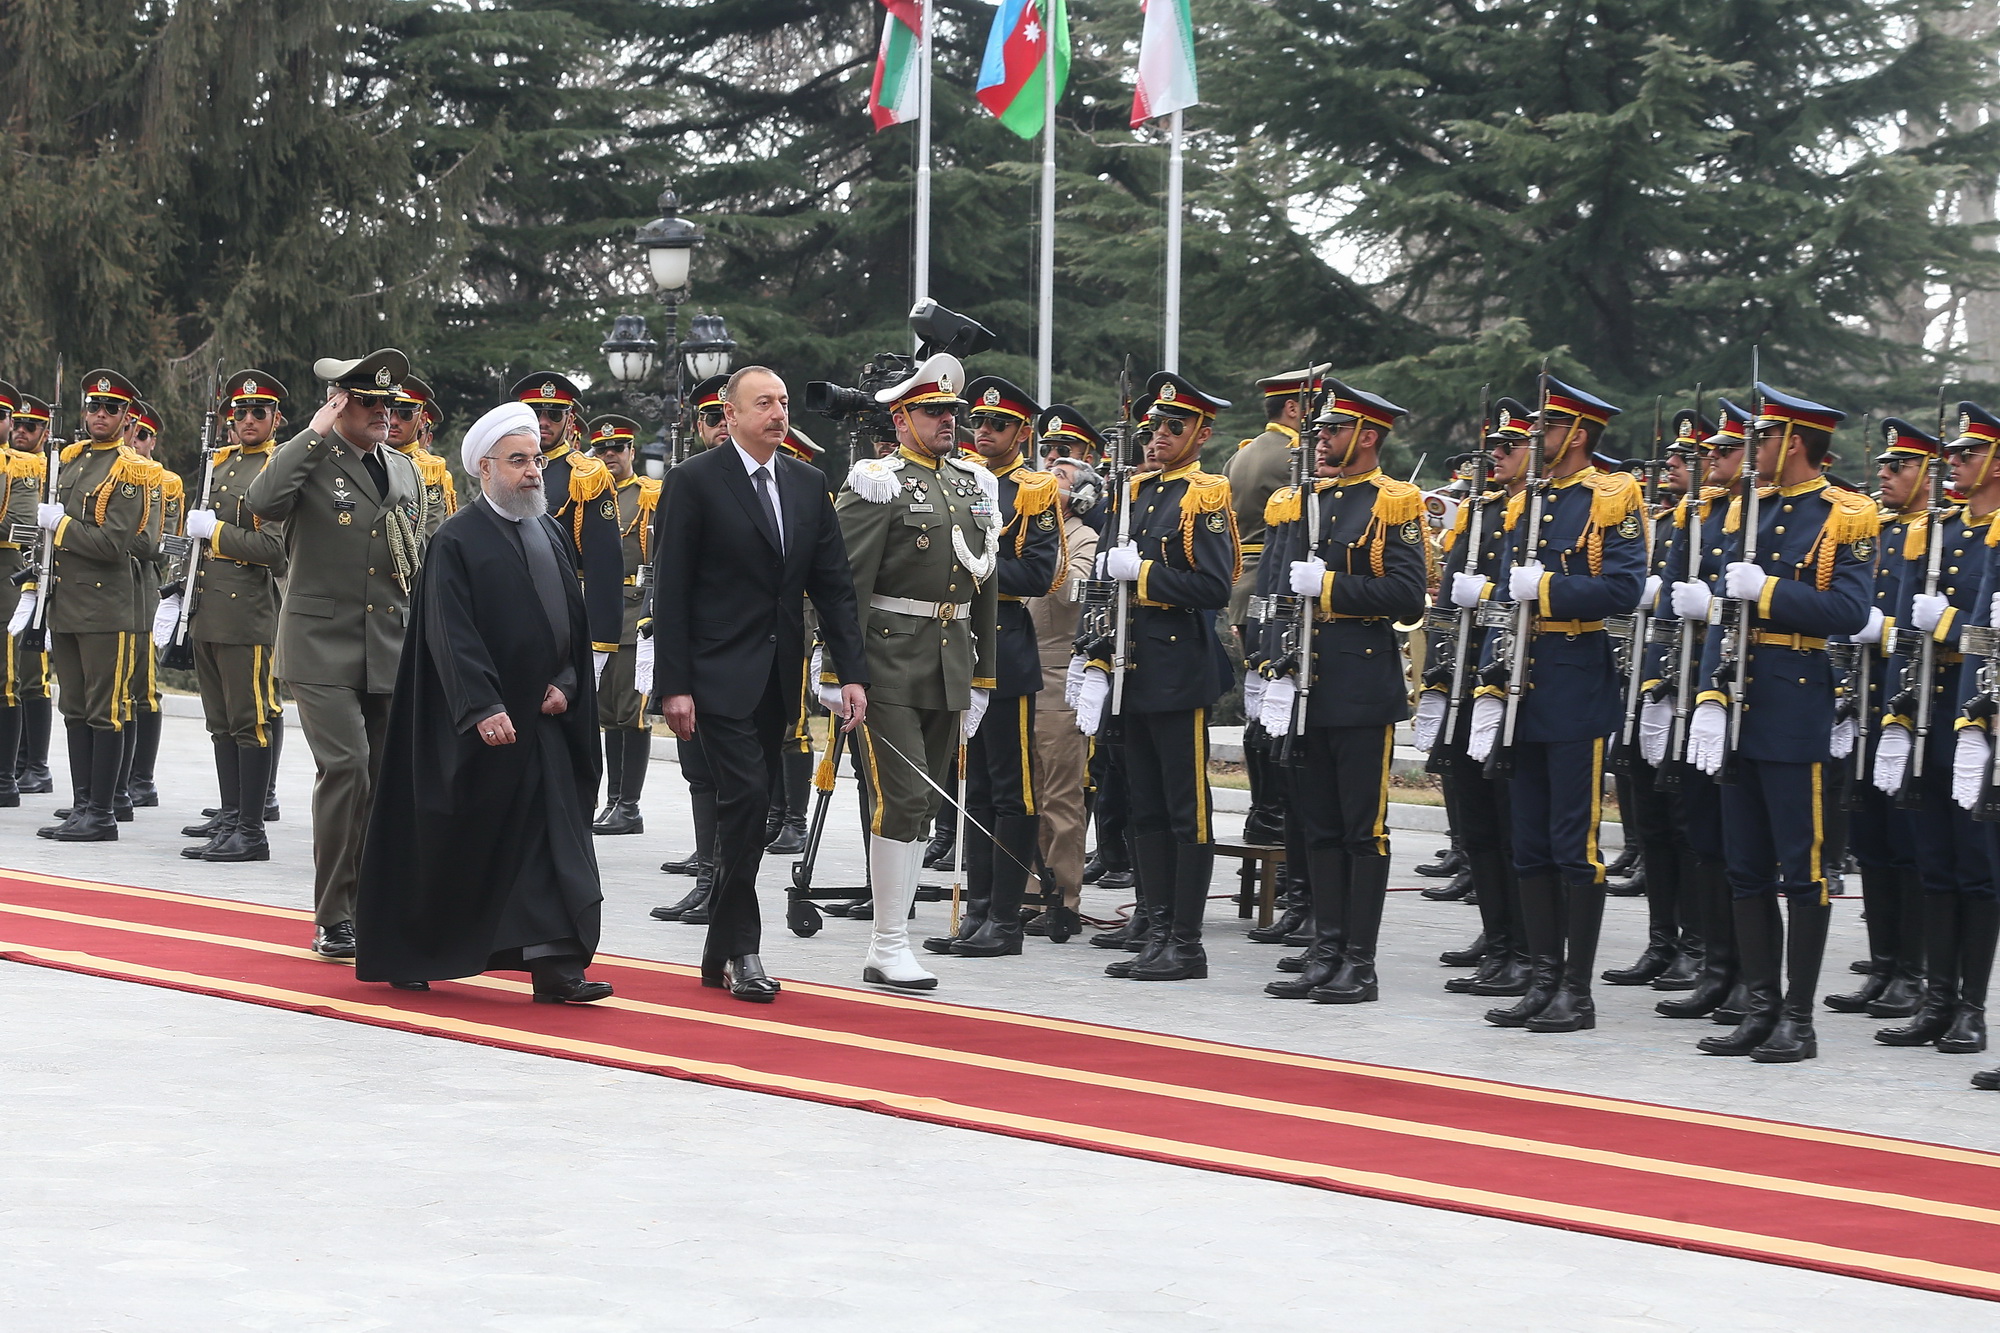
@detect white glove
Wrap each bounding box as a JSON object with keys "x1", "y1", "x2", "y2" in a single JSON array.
[
  {"x1": 1450, "y1": 571, "x2": 1487, "y2": 609},
  {"x1": 1688, "y1": 700, "x2": 1727, "y2": 775},
  {"x1": 1508, "y1": 561, "x2": 1546, "y2": 604},
  {"x1": 1723, "y1": 561, "x2": 1767, "y2": 601},
  {"x1": 1873, "y1": 723, "x2": 1912, "y2": 794},
  {"x1": 1992, "y1": 591, "x2": 2000, "y2": 631},
  {"x1": 183, "y1": 509, "x2": 219, "y2": 541},
  {"x1": 963, "y1": 687, "x2": 989, "y2": 740},
  {"x1": 7, "y1": 590, "x2": 35, "y2": 638},
  {"x1": 150, "y1": 594, "x2": 182, "y2": 648},
  {"x1": 633, "y1": 628, "x2": 654, "y2": 689},
  {"x1": 1640, "y1": 697, "x2": 1672, "y2": 767},
  {"x1": 593, "y1": 650, "x2": 610, "y2": 682},
  {"x1": 1074, "y1": 666, "x2": 1110, "y2": 736},
  {"x1": 1912, "y1": 592, "x2": 1950, "y2": 635},
  {"x1": 1955, "y1": 728, "x2": 1991, "y2": 810},
  {"x1": 35, "y1": 502, "x2": 63, "y2": 531},
  {"x1": 1641, "y1": 574, "x2": 1662, "y2": 611},
  {"x1": 1260, "y1": 675, "x2": 1298, "y2": 735},
  {"x1": 1829, "y1": 716, "x2": 1856, "y2": 760},
  {"x1": 1853, "y1": 606, "x2": 1884, "y2": 645},
  {"x1": 1064, "y1": 654, "x2": 1087, "y2": 708},
  {"x1": 1104, "y1": 543, "x2": 1142, "y2": 582},
  {"x1": 1289, "y1": 558, "x2": 1327, "y2": 598},
  {"x1": 1466, "y1": 695, "x2": 1504, "y2": 762},
  {"x1": 1671, "y1": 579, "x2": 1712, "y2": 622},
  {"x1": 812, "y1": 647, "x2": 844, "y2": 714},
  {"x1": 1241, "y1": 669, "x2": 1267, "y2": 722},
  {"x1": 1412, "y1": 688, "x2": 1447, "y2": 752}
]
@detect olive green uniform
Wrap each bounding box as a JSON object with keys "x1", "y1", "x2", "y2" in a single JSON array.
[
  {"x1": 48, "y1": 441, "x2": 158, "y2": 730},
  {"x1": 597, "y1": 473, "x2": 658, "y2": 730},
  {"x1": 124, "y1": 466, "x2": 176, "y2": 716},
  {"x1": 190, "y1": 443, "x2": 288, "y2": 746},
  {"x1": 835, "y1": 445, "x2": 998, "y2": 842},
  {"x1": 2, "y1": 446, "x2": 45, "y2": 706}
]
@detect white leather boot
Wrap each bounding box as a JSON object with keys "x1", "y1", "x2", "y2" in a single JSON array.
[{"x1": 864, "y1": 835, "x2": 938, "y2": 990}]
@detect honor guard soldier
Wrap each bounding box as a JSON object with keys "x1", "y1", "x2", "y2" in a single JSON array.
[
  {"x1": 120, "y1": 400, "x2": 174, "y2": 812},
  {"x1": 920, "y1": 375, "x2": 1064, "y2": 959},
  {"x1": 247, "y1": 349, "x2": 426, "y2": 957},
  {"x1": 761, "y1": 423, "x2": 827, "y2": 860},
  {"x1": 175, "y1": 370, "x2": 291, "y2": 863},
  {"x1": 689, "y1": 376, "x2": 730, "y2": 451},
  {"x1": 1681, "y1": 383, "x2": 1877, "y2": 1062},
  {"x1": 1824, "y1": 418, "x2": 1936, "y2": 1019},
  {"x1": 29, "y1": 369, "x2": 157, "y2": 841},
  {"x1": 1074, "y1": 372, "x2": 1240, "y2": 982},
  {"x1": 833, "y1": 352, "x2": 999, "y2": 991},
  {"x1": 392, "y1": 374, "x2": 455, "y2": 538},
  {"x1": 585, "y1": 414, "x2": 660, "y2": 836},
  {"x1": 512, "y1": 373, "x2": 623, "y2": 662},
  {"x1": 1461, "y1": 377, "x2": 1645, "y2": 1032},
  {"x1": 1255, "y1": 380, "x2": 1427, "y2": 1003},
  {"x1": 1416, "y1": 399, "x2": 1535, "y2": 996},
  {"x1": 0, "y1": 379, "x2": 38, "y2": 804},
  {"x1": 7, "y1": 393, "x2": 55, "y2": 793},
  {"x1": 1879, "y1": 402, "x2": 2000, "y2": 1057}
]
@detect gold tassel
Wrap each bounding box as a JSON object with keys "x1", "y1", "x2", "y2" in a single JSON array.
[{"x1": 1264, "y1": 484, "x2": 1301, "y2": 527}]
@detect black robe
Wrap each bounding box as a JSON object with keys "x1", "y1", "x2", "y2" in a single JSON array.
[{"x1": 355, "y1": 498, "x2": 604, "y2": 983}]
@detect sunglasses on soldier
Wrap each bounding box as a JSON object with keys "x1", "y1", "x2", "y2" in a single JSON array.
[
  {"x1": 907, "y1": 403, "x2": 957, "y2": 420},
  {"x1": 698, "y1": 409, "x2": 725, "y2": 427},
  {"x1": 231, "y1": 405, "x2": 272, "y2": 421},
  {"x1": 534, "y1": 407, "x2": 569, "y2": 423},
  {"x1": 83, "y1": 399, "x2": 124, "y2": 414},
  {"x1": 1147, "y1": 416, "x2": 1191, "y2": 437},
  {"x1": 969, "y1": 412, "x2": 1019, "y2": 432},
  {"x1": 389, "y1": 407, "x2": 419, "y2": 421}
]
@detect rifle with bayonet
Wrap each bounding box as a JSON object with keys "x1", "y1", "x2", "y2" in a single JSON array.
[
  {"x1": 1658, "y1": 384, "x2": 1708, "y2": 789},
  {"x1": 158, "y1": 361, "x2": 224, "y2": 671},
  {"x1": 1073, "y1": 357, "x2": 1138, "y2": 719},
  {"x1": 1891, "y1": 386, "x2": 1951, "y2": 810},
  {"x1": 1838, "y1": 412, "x2": 1875, "y2": 808},
  {"x1": 1714, "y1": 352, "x2": 1763, "y2": 785},
  {"x1": 1423, "y1": 385, "x2": 1495, "y2": 775},
  {"x1": 9, "y1": 356, "x2": 65, "y2": 653},
  {"x1": 1275, "y1": 364, "x2": 1329, "y2": 766},
  {"x1": 1483, "y1": 361, "x2": 1551, "y2": 777},
  {"x1": 1614, "y1": 397, "x2": 1665, "y2": 772}
]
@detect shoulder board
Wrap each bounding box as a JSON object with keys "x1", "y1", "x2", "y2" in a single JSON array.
[
  {"x1": 566, "y1": 454, "x2": 613, "y2": 504},
  {"x1": 636, "y1": 476, "x2": 663, "y2": 510},
  {"x1": 160, "y1": 470, "x2": 184, "y2": 499},
  {"x1": 1820, "y1": 484, "x2": 1880, "y2": 545},
  {"x1": 1264, "y1": 484, "x2": 1302, "y2": 527},
  {"x1": 4, "y1": 449, "x2": 46, "y2": 480},
  {"x1": 410, "y1": 450, "x2": 449, "y2": 484},
  {"x1": 1368, "y1": 474, "x2": 1424, "y2": 526},
  {"x1": 1583, "y1": 469, "x2": 1643, "y2": 528},
  {"x1": 1009, "y1": 468, "x2": 1061, "y2": 516},
  {"x1": 59, "y1": 443, "x2": 86, "y2": 465},
  {"x1": 117, "y1": 454, "x2": 165, "y2": 488},
  {"x1": 210, "y1": 445, "x2": 239, "y2": 470},
  {"x1": 846, "y1": 454, "x2": 905, "y2": 504},
  {"x1": 1181, "y1": 471, "x2": 1231, "y2": 514},
  {"x1": 1235, "y1": 438, "x2": 1255, "y2": 451},
  {"x1": 1441, "y1": 494, "x2": 1474, "y2": 552}
]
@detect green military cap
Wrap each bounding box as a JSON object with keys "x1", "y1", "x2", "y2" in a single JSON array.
[
  {"x1": 312, "y1": 349, "x2": 410, "y2": 401},
  {"x1": 588, "y1": 415, "x2": 641, "y2": 450},
  {"x1": 224, "y1": 369, "x2": 288, "y2": 406},
  {"x1": 79, "y1": 368, "x2": 141, "y2": 407},
  {"x1": 14, "y1": 393, "x2": 50, "y2": 425},
  {"x1": 130, "y1": 401, "x2": 163, "y2": 435},
  {"x1": 512, "y1": 372, "x2": 584, "y2": 409},
  {"x1": 0, "y1": 379, "x2": 18, "y2": 413}
]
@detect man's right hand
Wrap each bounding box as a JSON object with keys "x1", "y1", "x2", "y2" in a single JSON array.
[
  {"x1": 309, "y1": 389, "x2": 348, "y2": 437},
  {"x1": 664, "y1": 693, "x2": 697, "y2": 741},
  {"x1": 478, "y1": 712, "x2": 517, "y2": 746}
]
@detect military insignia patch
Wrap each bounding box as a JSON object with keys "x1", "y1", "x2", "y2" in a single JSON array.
[
  {"x1": 242, "y1": 378, "x2": 259, "y2": 397},
  {"x1": 1037, "y1": 511, "x2": 1057, "y2": 531},
  {"x1": 1159, "y1": 383, "x2": 1178, "y2": 403},
  {"x1": 1851, "y1": 537, "x2": 1874, "y2": 560},
  {"x1": 1400, "y1": 520, "x2": 1422, "y2": 544},
  {"x1": 338, "y1": 512, "x2": 352, "y2": 525},
  {"x1": 542, "y1": 382, "x2": 557, "y2": 400},
  {"x1": 1497, "y1": 407, "x2": 1513, "y2": 430},
  {"x1": 375, "y1": 366, "x2": 393, "y2": 388},
  {"x1": 1206, "y1": 511, "x2": 1226, "y2": 533},
  {"x1": 120, "y1": 482, "x2": 137, "y2": 497},
  {"x1": 1618, "y1": 514, "x2": 1642, "y2": 539},
  {"x1": 938, "y1": 372, "x2": 955, "y2": 395},
  {"x1": 916, "y1": 532, "x2": 931, "y2": 550},
  {"x1": 982, "y1": 387, "x2": 1001, "y2": 407},
  {"x1": 601, "y1": 498, "x2": 617, "y2": 520}
]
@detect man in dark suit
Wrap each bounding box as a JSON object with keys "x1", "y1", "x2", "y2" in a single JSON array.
[{"x1": 652, "y1": 366, "x2": 870, "y2": 1002}]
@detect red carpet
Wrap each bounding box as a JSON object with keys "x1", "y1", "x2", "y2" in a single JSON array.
[{"x1": 3, "y1": 869, "x2": 1998, "y2": 1302}]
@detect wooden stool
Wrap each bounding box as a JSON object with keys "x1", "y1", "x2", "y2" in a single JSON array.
[{"x1": 1210, "y1": 841, "x2": 1285, "y2": 929}]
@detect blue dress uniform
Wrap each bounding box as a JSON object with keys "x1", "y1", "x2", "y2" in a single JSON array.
[
  {"x1": 1255, "y1": 381, "x2": 1427, "y2": 1005},
  {"x1": 934, "y1": 377, "x2": 1066, "y2": 958},
  {"x1": 1826, "y1": 419, "x2": 1935, "y2": 1019},
  {"x1": 1420, "y1": 401, "x2": 1533, "y2": 997},
  {"x1": 1089, "y1": 372, "x2": 1239, "y2": 982},
  {"x1": 1888, "y1": 402, "x2": 2000, "y2": 1056},
  {"x1": 1692, "y1": 384, "x2": 1877, "y2": 1062},
  {"x1": 1477, "y1": 379, "x2": 1646, "y2": 1033},
  {"x1": 511, "y1": 374, "x2": 624, "y2": 656},
  {"x1": 1645, "y1": 401, "x2": 1759, "y2": 1022}
]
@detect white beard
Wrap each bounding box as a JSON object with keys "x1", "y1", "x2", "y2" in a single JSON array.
[{"x1": 485, "y1": 480, "x2": 545, "y2": 522}]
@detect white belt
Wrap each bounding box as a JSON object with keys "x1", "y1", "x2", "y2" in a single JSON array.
[{"x1": 871, "y1": 594, "x2": 971, "y2": 621}]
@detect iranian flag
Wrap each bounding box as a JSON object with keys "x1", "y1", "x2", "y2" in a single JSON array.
[
  {"x1": 975, "y1": 0, "x2": 1071, "y2": 139},
  {"x1": 1130, "y1": 0, "x2": 1199, "y2": 127},
  {"x1": 869, "y1": 0, "x2": 926, "y2": 131}
]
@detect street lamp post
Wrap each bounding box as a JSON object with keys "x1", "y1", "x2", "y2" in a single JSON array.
[{"x1": 632, "y1": 187, "x2": 701, "y2": 475}]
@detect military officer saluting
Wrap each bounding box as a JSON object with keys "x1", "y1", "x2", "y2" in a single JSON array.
[
  {"x1": 1680, "y1": 383, "x2": 1877, "y2": 1062},
  {"x1": 1257, "y1": 380, "x2": 1427, "y2": 1004},
  {"x1": 247, "y1": 349, "x2": 426, "y2": 957},
  {"x1": 833, "y1": 352, "x2": 999, "y2": 991},
  {"x1": 585, "y1": 414, "x2": 660, "y2": 836},
  {"x1": 7, "y1": 393, "x2": 56, "y2": 794},
  {"x1": 0, "y1": 379, "x2": 40, "y2": 805},
  {"x1": 1074, "y1": 372, "x2": 1241, "y2": 983},
  {"x1": 28, "y1": 369, "x2": 157, "y2": 841},
  {"x1": 175, "y1": 370, "x2": 291, "y2": 863},
  {"x1": 391, "y1": 373, "x2": 455, "y2": 539},
  {"x1": 512, "y1": 373, "x2": 623, "y2": 662},
  {"x1": 921, "y1": 375, "x2": 1064, "y2": 960}
]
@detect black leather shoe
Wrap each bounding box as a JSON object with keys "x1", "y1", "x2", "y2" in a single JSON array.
[
  {"x1": 128, "y1": 777, "x2": 158, "y2": 807},
  {"x1": 922, "y1": 829, "x2": 956, "y2": 870},
  {"x1": 1414, "y1": 847, "x2": 1463, "y2": 878},
  {"x1": 534, "y1": 977, "x2": 614, "y2": 1004},
  {"x1": 312, "y1": 922, "x2": 357, "y2": 959},
  {"x1": 1419, "y1": 870, "x2": 1474, "y2": 902},
  {"x1": 1090, "y1": 916, "x2": 1145, "y2": 950},
  {"x1": 1865, "y1": 974, "x2": 1926, "y2": 1018},
  {"x1": 1246, "y1": 904, "x2": 1307, "y2": 944},
  {"x1": 661, "y1": 851, "x2": 704, "y2": 876},
  {"x1": 651, "y1": 875, "x2": 712, "y2": 921},
  {"x1": 766, "y1": 818, "x2": 806, "y2": 856},
  {"x1": 1096, "y1": 867, "x2": 1135, "y2": 892},
  {"x1": 50, "y1": 805, "x2": 118, "y2": 841},
  {"x1": 1750, "y1": 1017, "x2": 1818, "y2": 1062},
  {"x1": 202, "y1": 829, "x2": 270, "y2": 862},
  {"x1": 1439, "y1": 934, "x2": 1488, "y2": 968},
  {"x1": 1274, "y1": 951, "x2": 1308, "y2": 973},
  {"x1": 1601, "y1": 943, "x2": 1674, "y2": 986},
  {"x1": 18, "y1": 766, "x2": 53, "y2": 795},
  {"x1": 593, "y1": 801, "x2": 644, "y2": 835},
  {"x1": 701, "y1": 954, "x2": 781, "y2": 1003},
  {"x1": 183, "y1": 810, "x2": 232, "y2": 838},
  {"x1": 1823, "y1": 972, "x2": 1889, "y2": 1013},
  {"x1": 1524, "y1": 989, "x2": 1595, "y2": 1031},
  {"x1": 1972, "y1": 1065, "x2": 2000, "y2": 1090},
  {"x1": 1651, "y1": 950, "x2": 1702, "y2": 990},
  {"x1": 390, "y1": 980, "x2": 430, "y2": 992}
]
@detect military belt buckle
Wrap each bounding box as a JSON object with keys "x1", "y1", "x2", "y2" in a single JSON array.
[
  {"x1": 1963, "y1": 625, "x2": 2000, "y2": 658},
  {"x1": 937, "y1": 602, "x2": 959, "y2": 623}
]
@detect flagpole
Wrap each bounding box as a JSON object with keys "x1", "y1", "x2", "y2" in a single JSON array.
[
  {"x1": 1163, "y1": 107, "x2": 1184, "y2": 373},
  {"x1": 913, "y1": 0, "x2": 935, "y2": 312},
  {"x1": 1037, "y1": 51, "x2": 1057, "y2": 405}
]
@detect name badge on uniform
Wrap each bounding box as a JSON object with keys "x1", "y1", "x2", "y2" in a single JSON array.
[{"x1": 908, "y1": 503, "x2": 934, "y2": 513}]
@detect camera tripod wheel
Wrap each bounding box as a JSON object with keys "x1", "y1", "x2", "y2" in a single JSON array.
[{"x1": 787, "y1": 899, "x2": 823, "y2": 938}]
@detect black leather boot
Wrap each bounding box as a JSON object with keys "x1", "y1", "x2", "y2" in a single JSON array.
[
  {"x1": 127, "y1": 708, "x2": 161, "y2": 805},
  {"x1": 1659, "y1": 858, "x2": 1738, "y2": 1018},
  {"x1": 1462, "y1": 850, "x2": 1530, "y2": 995},
  {"x1": 1247, "y1": 868, "x2": 1310, "y2": 944},
  {"x1": 182, "y1": 739, "x2": 241, "y2": 857},
  {"x1": 1440, "y1": 933, "x2": 1487, "y2": 969},
  {"x1": 1267, "y1": 849, "x2": 1347, "y2": 998},
  {"x1": 1824, "y1": 864, "x2": 1897, "y2": 1012},
  {"x1": 1699, "y1": 894, "x2": 1783, "y2": 1055},
  {"x1": 661, "y1": 786, "x2": 716, "y2": 876},
  {"x1": 1241, "y1": 742, "x2": 1287, "y2": 846},
  {"x1": 38, "y1": 721, "x2": 95, "y2": 838},
  {"x1": 112, "y1": 722, "x2": 137, "y2": 821},
  {"x1": 1604, "y1": 839, "x2": 1641, "y2": 884},
  {"x1": 16, "y1": 693, "x2": 53, "y2": 792},
  {"x1": 591, "y1": 729, "x2": 626, "y2": 830},
  {"x1": 1867, "y1": 866, "x2": 1928, "y2": 1017},
  {"x1": 263, "y1": 711, "x2": 283, "y2": 820},
  {"x1": 1527, "y1": 877, "x2": 1604, "y2": 1031},
  {"x1": 653, "y1": 792, "x2": 716, "y2": 919},
  {"x1": 1876, "y1": 893, "x2": 1961, "y2": 1046},
  {"x1": 1604, "y1": 833, "x2": 1679, "y2": 983},
  {"x1": 954, "y1": 815, "x2": 1038, "y2": 957},
  {"x1": 926, "y1": 812, "x2": 992, "y2": 953},
  {"x1": 1420, "y1": 867, "x2": 1475, "y2": 902},
  {"x1": 765, "y1": 746, "x2": 810, "y2": 854},
  {"x1": 50, "y1": 728, "x2": 122, "y2": 841},
  {"x1": 1107, "y1": 832, "x2": 1176, "y2": 977},
  {"x1": 1751, "y1": 893, "x2": 1829, "y2": 1063},
  {"x1": 617, "y1": 726, "x2": 651, "y2": 831},
  {"x1": 0, "y1": 705, "x2": 19, "y2": 806},
  {"x1": 1486, "y1": 872, "x2": 1563, "y2": 1026},
  {"x1": 1131, "y1": 843, "x2": 1214, "y2": 981},
  {"x1": 204, "y1": 745, "x2": 272, "y2": 861},
  {"x1": 922, "y1": 815, "x2": 957, "y2": 871},
  {"x1": 1311, "y1": 853, "x2": 1388, "y2": 1003},
  {"x1": 1938, "y1": 896, "x2": 1997, "y2": 1054},
  {"x1": 1415, "y1": 841, "x2": 1465, "y2": 878}
]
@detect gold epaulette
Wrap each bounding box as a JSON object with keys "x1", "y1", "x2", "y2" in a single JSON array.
[
  {"x1": 1441, "y1": 494, "x2": 1474, "y2": 552},
  {"x1": 210, "y1": 445, "x2": 238, "y2": 469},
  {"x1": 3, "y1": 449, "x2": 46, "y2": 481},
  {"x1": 636, "y1": 476, "x2": 662, "y2": 513},
  {"x1": 1821, "y1": 483, "x2": 1882, "y2": 546},
  {"x1": 1178, "y1": 471, "x2": 1241, "y2": 584},
  {"x1": 409, "y1": 448, "x2": 451, "y2": 488},
  {"x1": 1723, "y1": 494, "x2": 1743, "y2": 534},
  {"x1": 1264, "y1": 484, "x2": 1301, "y2": 527},
  {"x1": 1235, "y1": 437, "x2": 1255, "y2": 451},
  {"x1": 1010, "y1": 468, "x2": 1061, "y2": 518},
  {"x1": 118, "y1": 453, "x2": 165, "y2": 489},
  {"x1": 160, "y1": 470, "x2": 184, "y2": 503},
  {"x1": 59, "y1": 443, "x2": 86, "y2": 465},
  {"x1": 566, "y1": 454, "x2": 613, "y2": 504},
  {"x1": 1369, "y1": 474, "x2": 1425, "y2": 526},
  {"x1": 1503, "y1": 490, "x2": 1527, "y2": 531},
  {"x1": 1675, "y1": 484, "x2": 1729, "y2": 528},
  {"x1": 1584, "y1": 468, "x2": 1643, "y2": 527}
]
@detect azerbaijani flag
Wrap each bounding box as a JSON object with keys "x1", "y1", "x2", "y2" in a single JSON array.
[
  {"x1": 1130, "y1": 0, "x2": 1199, "y2": 127},
  {"x1": 869, "y1": 0, "x2": 925, "y2": 131},
  {"x1": 975, "y1": 0, "x2": 1071, "y2": 139}
]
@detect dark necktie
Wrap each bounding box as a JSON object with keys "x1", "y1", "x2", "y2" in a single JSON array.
[
  {"x1": 361, "y1": 448, "x2": 390, "y2": 501},
  {"x1": 752, "y1": 465, "x2": 783, "y2": 554}
]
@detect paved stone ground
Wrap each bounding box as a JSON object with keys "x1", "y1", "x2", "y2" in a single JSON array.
[{"x1": 3, "y1": 711, "x2": 1996, "y2": 1330}]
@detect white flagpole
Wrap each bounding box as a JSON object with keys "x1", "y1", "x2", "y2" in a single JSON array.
[
  {"x1": 913, "y1": 0, "x2": 935, "y2": 312},
  {"x1": 1162, "y1": 107, "x2": 1184, "y2": 372},
  {"x1": 1037, "y1": 46, "x2": 1057, "y2": 405}
]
